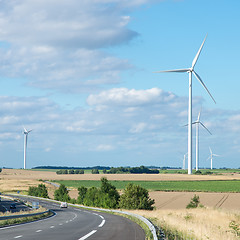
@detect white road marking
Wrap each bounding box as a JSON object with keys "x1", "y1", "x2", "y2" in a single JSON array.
[
  {"x1": 36, "y1": 230, "x2": 42, "y2": 233},
  {"x1": 59, "y1": 223, "x2": 63, "y2": 225},
  {"x1": 98, "y1": 219, "x2": 105, "y2": 228},
  {"x1": 50, "y1": 226, "x2": 55, "y2": 228},
  {"x1": 78, "y1": 230, "x2": 97, "y2": 240},
  {"x1": 99, "y1": 215, "x2": 104, "y2": 220},
  {"x1": 14, "y1": 236, "x2": 23, "y2": 239},
  {"x1": 66, "y1": 221, "x2": 69, "y2": 223}
]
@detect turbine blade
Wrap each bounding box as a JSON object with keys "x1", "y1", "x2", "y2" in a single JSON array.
[
  {"x1": 199, "y1": 122, "x2": 212, "y2": 135},
  {"x1": 213, "y1": 154, "x2": 220, "y2": 157},
  {"x1": 154, "y1": 68, "x2": 190, "y2": 73},
  {"x1": 209, "y1": 147, "x2": 212, "y2": 154},
  {"x1": 193, "y1": 71, "x2": 216, "y2": 104},
  {"x1": 192, "y1": 34, "x2": 207, "y2": 68},
  {"x1": 197, "y1": 108, "x2": 202, "y2": 122}
]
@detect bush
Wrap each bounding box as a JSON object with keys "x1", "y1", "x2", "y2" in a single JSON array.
[
  {"x1": 119, "y1": 183, "x2": 155, "y2": 210},
  {"x1": 92, "y1": 169, "x2": 99, "y2": 174},
  {"x1": 77, "y1": 186, "x2": 87, "y2": 204},
  {"x1": 28, "y1": 184, "x2": 49, "y2": 198},
  {"x1": 0, "y1": 168, "x2": 2, "y2": 173},
  {"x1": 54, "y1": 184, "x2": 71, "y2": 202},
  {"x1": 186, "y1": 194, "x2": 201, "y2": 209},
  {"x1": 77, "y1": 177, "x2": 119, "y2": 209}
]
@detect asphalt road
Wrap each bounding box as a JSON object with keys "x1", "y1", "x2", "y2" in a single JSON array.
[
  {"x1": 0, "y1": 197, "x2": 145, "y2": 240},
  {"x1": 0, "y1": 199, "x2": 29, "y2": 213}
]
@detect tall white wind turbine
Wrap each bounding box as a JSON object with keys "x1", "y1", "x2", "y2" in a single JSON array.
[
  {"x1": 207, "y1": 147, "x2": 220, "y2": 170},
  {"x1": 193, "y1": 109, "x2": 212, "y2": 171},
  {"x1": 23, "y1": 127, "x2": 32, "y2": 169},
  {"x1": 182, "y1": 152, "x2": 188, "y2": 170},
  {"x1": 155, "y1": 35, "x2": 216, "y2": 174}
]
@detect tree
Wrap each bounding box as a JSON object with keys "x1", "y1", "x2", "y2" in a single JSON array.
[
  {"x1": 83, "y1": 187, "x2": 100, "y2": 206},
  {"x1": 54, "y1": 184, "x2": 71, "y2": 202},
  {"x1": 119, "y1": 183, "x2": 155, "y2": 210},
  {"x1": 99, "y1": 177, "x2": 119, "y2": 208},
  {"x1": 92, "y1": 169, "x2": 99, "y2": 174},
  {"x1": 77, "y1": 186, "x2": 87, "y2": 204},
  {"x1": 0, "y1": 168, "x2": 2, "y2": 173},
  {"x1": 28, "y1": 184, "x2": 49, "y2": 198}
]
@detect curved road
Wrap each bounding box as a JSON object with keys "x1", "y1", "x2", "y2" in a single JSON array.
[
  {"x1": 0, "y1": 199, "x2": 30, "y2": 213},
  {"x1": 0, "y1": 197, "x2": 145, "y2": 240}
]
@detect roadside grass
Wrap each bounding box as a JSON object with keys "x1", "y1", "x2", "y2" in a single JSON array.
[
  {"x1": 132, "y1": 208, "x2": 240, "y2": 240},
  {"x1": 53, "y1": 179, "x2": 240, "y2": 192},
  {"x1": 0, "y1": 211, "x2": 52, "y2": 227},
  {"x1": 0, "y1": 206, "x2": 47, "y2": 217}
]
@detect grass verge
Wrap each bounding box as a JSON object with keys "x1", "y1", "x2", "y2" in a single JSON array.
[{"x1": 0, "y1": 211, "x2": 53, "y2": 227}]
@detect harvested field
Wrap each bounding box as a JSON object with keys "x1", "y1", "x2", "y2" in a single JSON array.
[
  {"x1": 149, "y1": 191, "x2": 240, "y2": 210},
  {"x1": 1, "y1": 168, "x2": 240, "y2": 181}
]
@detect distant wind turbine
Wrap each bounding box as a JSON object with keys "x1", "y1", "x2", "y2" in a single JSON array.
[
  {"x1": 193, "y1": 109, "x2": 212, "y2": 171},
  {"x1": 155, "y1": 35, "x2": 216, "y2": 174},
  {"x1": 183, "y1": 152, "x2": 188, "y2": 170},
  {"x1": 207, "y1": 147, "x2": 220, "y2": 170},
  {"x1": 23, "y1": 127, "x2": 32, "y2": 169}
]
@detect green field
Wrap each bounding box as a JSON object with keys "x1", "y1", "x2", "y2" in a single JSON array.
[{"x1": 53, "y1": 180, "x2": 240, "y2": 192}]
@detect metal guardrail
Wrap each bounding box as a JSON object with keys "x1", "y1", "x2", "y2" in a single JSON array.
[{"x1": 0, "y1": 210, "x2": 50, "y2": 221}]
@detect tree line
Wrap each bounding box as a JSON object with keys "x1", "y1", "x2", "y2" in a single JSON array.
[
  {"x1": 56, "y1": 169, "x2": 84, "y2": 174},
  {"x1": 104, "y1": 165, "x2": 159, "y2": 174},
  {"x1": 28, "y1": 177, "x2": 155, "y2": 210}
]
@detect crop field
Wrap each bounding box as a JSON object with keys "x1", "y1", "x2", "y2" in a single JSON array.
[{"x1": 54, "y1": 179, "x2": 240, "y2": 192}]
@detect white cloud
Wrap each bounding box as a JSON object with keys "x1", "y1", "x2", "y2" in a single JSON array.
[
  {"x1": 129, "y1": 122, "x2": 147, "y2": 133},
  {"x1": 0, "y1": 0, "x2": 157, "y2": 92},
  {"x1": 95, "y1": 144, "x2": 114, "y2": 151},
  {"x1": 87, "y1": 87, "x2": 176, "y2": 106}
]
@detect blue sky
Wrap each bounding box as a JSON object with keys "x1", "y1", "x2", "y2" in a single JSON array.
[{"x1": 0, "y1": 0, "x2": 239, "y2": 169}]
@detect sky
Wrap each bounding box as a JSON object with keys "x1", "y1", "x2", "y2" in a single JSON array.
[{"x1": 0, "y1": 0, "x2": 240, "y2": 169}]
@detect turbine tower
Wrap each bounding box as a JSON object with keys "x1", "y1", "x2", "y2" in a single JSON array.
[
  {"x1": 193, "y1": 109, "x2": 212, "y2": 171},
  {"x1": 207, "y1": 147, "x2": 219, "y2": 170},
  {"x1": 155, "y1": 35, "x2": 216, "y2": 174},
  {"x1": 23, "y1": 127, "x2": 32, "y2": 169},
  {"x1": 182, "y1": 152, "x2": 188, "y2": 170}
]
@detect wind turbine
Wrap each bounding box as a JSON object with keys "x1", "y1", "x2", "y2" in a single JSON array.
[
  {"x1": 193, "y1": 109, "x2": 212, "y2": 171},
  {"x1": 155, "y1": 35, "x2": 216, "y2": 174},
  {"x1": 23, "y1": 127, "x2": 32, "y2": 169},
  {"x1": 207, "y1": 147, "x2": 220, "y2": 170},
  {"x1": 182, "y1": 152, "x2": 188, "y2": 170}
]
